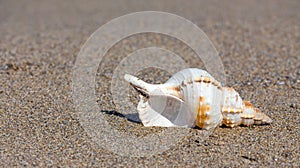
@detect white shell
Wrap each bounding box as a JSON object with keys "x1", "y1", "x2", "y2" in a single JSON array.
[{"x1": 125, "y1": 68, "x2": 272, "y2": 129}]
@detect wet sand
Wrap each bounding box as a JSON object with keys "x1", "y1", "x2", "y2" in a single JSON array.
[{"x1": 1, "y1": 0, "x2": 299, "y2": 167}]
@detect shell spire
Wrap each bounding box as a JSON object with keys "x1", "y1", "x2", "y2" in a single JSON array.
[
  {"x1": 221, "y1": 87, "x2": 272, "y2": 127},
  {"x1": 241, "y1": 101, "x2": 272, "y2": 126}
]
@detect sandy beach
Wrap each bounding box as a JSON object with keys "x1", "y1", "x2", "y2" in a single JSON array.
[{"x1": 1, "y1": 0, "x2": 299, "y2": 167}]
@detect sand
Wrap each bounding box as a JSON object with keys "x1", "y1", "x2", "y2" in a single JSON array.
[{"x1": 1, "y1": 0, "x2": 299, "y2": 167}]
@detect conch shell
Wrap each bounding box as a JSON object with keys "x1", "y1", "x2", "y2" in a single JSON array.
[{"x1": 125, "y1": 68, "x2": 272, "y2": 130}]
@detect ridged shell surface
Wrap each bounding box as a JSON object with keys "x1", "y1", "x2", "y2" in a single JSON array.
[
  {"x1": 124, "y1": 68, "x2": 272, "y2": 130},
  {"x1": 171, "y1": 69, "x2": 223, "y2": 129},
  {"x1": 221, "y1": 87, "x2": 243, "y2": 127}
]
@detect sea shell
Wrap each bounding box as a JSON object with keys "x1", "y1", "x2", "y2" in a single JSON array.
[{"x1": 124, "y1": 68, "x2": 272, "y2": 129}]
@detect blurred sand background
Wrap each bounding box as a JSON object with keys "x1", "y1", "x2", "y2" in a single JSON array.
[{"x1": 1, "y1": 0, "x2": 299, "y2": 167}]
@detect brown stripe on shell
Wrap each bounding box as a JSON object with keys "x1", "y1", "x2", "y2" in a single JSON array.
[
  {"x1": 196, "y1": 96, "x2": 211, "y2": 128},
  {"x1": 179, "y1": 76, "x2": 223, "y2": 93},
  {"x1": 194, "y1": 77, "x2": 202, "y2": 83},
  {"x1": 212, "y1": 81, "x2": 219, "y2": 87},
  {"x1": 166, "y1": 86, "x2": 183, "y2": 99},
  {"x1": 193, "y1": 76, "x2": 223, "y2": 91},
  {"x1": 214, "y1": 81, "x2": 223, "y2": 91},
  {"x1": 222, "y1": 108, "x2": 243, "y2": 113},
  {"x1": 222, "y1": 119, "x2": 236, "y2": 124},
  {"x1": 172, "y1": 86, "x2": 180, "y2": 92},
  {"x1": 241, "y1": 114, "x2": 255, "y2": 119},
  {"x1": 222, "y1": 119, "x2": 239, "y2": 127},
  {"x1": 243, "y1": 101, "x2": 253, "y2": 108},
  {"x1": 225, "y1": 87, "x2": 234, "y2": 91},
  {"x1": 203, "y1": 77, "x2": 211, "y2": 83},
  {"x1": 181, "y1": 78, "x2": 194, "y2": 86}
]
